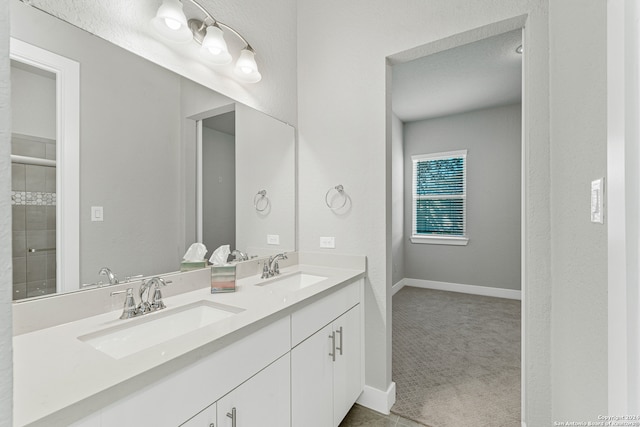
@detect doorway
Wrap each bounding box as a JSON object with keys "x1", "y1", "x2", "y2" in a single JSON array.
[
  {"x1": 9, "y1": 38, "x2": 79, "y2": 299},
  {"x1": 389, "y1": 27, "x2": 524, "y2": 426}
]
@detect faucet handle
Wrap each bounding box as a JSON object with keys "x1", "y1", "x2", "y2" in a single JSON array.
[
  {"x1": 123, "y1": 274, "x2": 144, "y2": 283},
  {"x1": 261, "y1": 262, "x2": 270, "y2": 279},
  {"x1": 274, "y1": 260, "x2": 280, "y2": 275},
  {"x1": 111, "y1": 288, "x2": 137, "y2": 320},
  {"x1": 149, "y1": 277, "x2": 171, "y2": 311}
]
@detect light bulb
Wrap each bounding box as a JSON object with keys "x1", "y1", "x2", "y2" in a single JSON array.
[
  {"x1": 202, "y1": 25, "x2": 232, "y2": 65},
  {"x1": 234, "y1": 48, "x2": 261, "y2": 82},
  {"x1": 151, "y1": 0, "x2": 192, "y2": 43},
  {"x1": 164, "y1": 18, "x2": 181, "y2": 30}
]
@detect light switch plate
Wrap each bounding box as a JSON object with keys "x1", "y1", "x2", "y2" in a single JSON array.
[
  {"x1": 91, "y1": 206, "x2": 104, "y2": 222},
  {"x1": 267, "y1": 234, "x2": 280, "y2": 245},
  {"x1": 590, "y1": 178, "x2": 604, "y2": 224},
  {"x1": 320, "y1": 236, "x2": 335, "y2": 249}
]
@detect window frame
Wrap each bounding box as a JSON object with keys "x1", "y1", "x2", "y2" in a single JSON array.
[{"x1": 410, "y1": 149, "x2": 469, "y2": 246}]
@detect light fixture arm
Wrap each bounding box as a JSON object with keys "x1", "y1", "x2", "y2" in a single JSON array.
[{"x1": 181, "y1": 0, "x2": 253, "y2": 50}]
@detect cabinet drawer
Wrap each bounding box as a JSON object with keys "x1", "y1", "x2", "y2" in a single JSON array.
[{"x1": 291, "y1": 279, "x2": 361, "y2": 347}]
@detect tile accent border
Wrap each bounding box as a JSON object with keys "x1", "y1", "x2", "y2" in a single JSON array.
[{"x1": 11, "y1": 191, "x2": 56, "y2": 206}]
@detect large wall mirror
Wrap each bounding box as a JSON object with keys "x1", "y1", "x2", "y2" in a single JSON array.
[{"x1": 10, "y1": 0, "x2": 296, "y2": 301}]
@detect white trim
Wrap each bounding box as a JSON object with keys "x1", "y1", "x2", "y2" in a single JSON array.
[
  {"x1": 520, "y1": 25, "x2": 527, "y2": 424},
  {"x1": 607, "y1": 0, "x2": 640, "y2": 414},
  {"x1": 403, "y1": 278, "x2": 521, "y2": 300},
  {"x1": 410, "y1": 235, "x2": 469, "y2": 245},
  {"x1": 356, "y1": 382, "x2": 396, "y2": 415},
  {"x1": 391, "y1": 278, "x2": 406, "y2": 296},
  {"x1": 411, "y1": 149, "x2": 467, "y2": 162},
  {"x1": 10, "y1": 38, "x2": 80, "y2": 295},
  {"x1": 196, "y1": 120, "x2": 203, "y2": 243}
]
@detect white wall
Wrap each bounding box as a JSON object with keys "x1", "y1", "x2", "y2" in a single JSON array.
[
  {"x1": 298, "y1": 0, "x2": 551, "y2": 422},
  {"x1": 403, "y1": 104, "x2": 521, "y2": 290},
  {"x1": 391, "y1": 113, "x2": 404, "y2": 286},
  {"x1": 549, "y1": 0, "x2": 608, "y2": 421},
  {"x1": 10, "y1": 65, "x2": 55, "y2": 139},
  {"x1": 0, "y1": 0, "x2": 13, "y2": 424},
  {"x1": 235, "y1": 103, "x2": 296, "y2": 256}
]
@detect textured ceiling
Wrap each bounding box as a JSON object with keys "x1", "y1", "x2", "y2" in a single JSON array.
[
  {"x1": 21, "y1": 0, "x2": 298, "y2": 125},
  {"x1": 392, "y1": 29, "x2": 522, "y2": 122}
]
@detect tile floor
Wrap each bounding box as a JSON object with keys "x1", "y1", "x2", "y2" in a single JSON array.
[{"x1": 339, "y1": 404, "x2": 427, "y2": 427}]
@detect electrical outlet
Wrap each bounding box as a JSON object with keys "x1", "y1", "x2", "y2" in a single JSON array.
[
  {"x1": 267, "y1": 234, "x2": 280, "y2": 245},
  {"x1": 320, "y1": 236, "x2": 335, "y2": 249}
]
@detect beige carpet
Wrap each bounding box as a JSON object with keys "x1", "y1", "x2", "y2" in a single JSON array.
[{"x1": 391, "y1": 287, "x2": 521, "y2": 427}]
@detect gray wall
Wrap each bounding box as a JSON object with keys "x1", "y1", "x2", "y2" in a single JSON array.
[
  {"x1": 10, "y1": 65, "x2": 55, "y2": 139},
  {"x1": 403, "y1": 104, "x2": 521, "y2": 290},
  {"x1": 549, "y1": 0, "x2": 608, "y2": 420},
  {"x1": 202, "y1": 126, "x2": 235, "y2": 255},
  {"x1": 0, "y1": 0, "x2": 13, "y2": 423},
  {"x1": 391, "y1": 113, "x2": 404, "y2": 286}
]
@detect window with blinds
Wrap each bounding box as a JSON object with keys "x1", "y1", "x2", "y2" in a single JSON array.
[{"x1": 411, "y1": 150, "x2": 469, "y2": 245}]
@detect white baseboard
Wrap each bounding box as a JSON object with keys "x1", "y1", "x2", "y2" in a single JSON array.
[
  {"x1": 522, "y1": 422, "x2": 527, "y2": 427},
  {"x1": 403, "y1": 278, "x2": 521, "y2": 300},
  {"x1": 356, "y1": 382, "x2": 396, "y2": 414},
  {"x1": 392, "y1": 279, "x2": 406, "y2": 296}
]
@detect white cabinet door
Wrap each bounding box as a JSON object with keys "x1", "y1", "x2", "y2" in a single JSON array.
[
  {"x1": 291, "y1": 304, "x2": 362, "y2": 427},
  {"x1": 291, "y1": 323, "x2": 334, "y2": 427},
  {"x1": 217, "y1": 354, "x2": 290, "y2": 427},
  {"x1": 332, "y1": 304, "x2": 362, "y2": 426},
  {"x1": 181, "y1": 402, "x2": 216, "y2": 427}
]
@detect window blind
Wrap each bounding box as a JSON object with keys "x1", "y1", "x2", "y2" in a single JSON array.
[{"x1": 412, "y1": 150, "x2": 467, "y2": 238}]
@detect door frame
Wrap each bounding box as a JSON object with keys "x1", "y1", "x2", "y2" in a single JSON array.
[
  {"x1": 10, "y1": 38, "x2": 80, "y2": 294},
  {"x1": 386, "y1": 15, "x2": 530, "y2": 424}
]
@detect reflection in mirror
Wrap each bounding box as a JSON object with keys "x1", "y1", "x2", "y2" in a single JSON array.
[
  {"x1": 201, "y1": 111, "x2": 236, "y2": 254},
  {"x1": 11, "y1": 61, "x2": 56, "y2": 300},
  {"x1": 10, "y1": 1, "x2": 296, "y2": 302}
]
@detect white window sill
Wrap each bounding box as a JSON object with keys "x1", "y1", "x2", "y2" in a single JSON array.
[{"x1": 410, "y1": 235, "x2": 469, "y2": 246}]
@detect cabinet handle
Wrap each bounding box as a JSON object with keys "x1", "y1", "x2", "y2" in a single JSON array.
[
  {"x1": 226, "y1": 407, "x2": 236, "y2": 427},
  {"x1": 329, "y1": 331, "x2": 336, "y2": 362},
  {"x1": 336, "y1": 326, "x2": 343, "y2": 356}
]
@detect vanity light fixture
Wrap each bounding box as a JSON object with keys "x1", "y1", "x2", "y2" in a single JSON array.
[{"x1": 151, "y1": 0, "x2": 262, "y2": 83}]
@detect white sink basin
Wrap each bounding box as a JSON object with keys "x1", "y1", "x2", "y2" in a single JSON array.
[
  {"x1": 78, "y1": 300, "x2": 244, "y2": 359},
  {"x1": 256, "y1": 272, "x2": 327, "y2": 292}
]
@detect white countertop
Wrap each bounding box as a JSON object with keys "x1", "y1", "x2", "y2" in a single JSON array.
[{"x1": 13, "y1": 256, "x2": 365, "y2": 426}]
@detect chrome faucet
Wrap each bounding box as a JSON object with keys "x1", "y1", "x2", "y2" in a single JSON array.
[
  {"x1": 98, "y1": 267, "x2": 119, "y2": 286},
  {"x1": 229, "y1": 249, "x2": 249, "y2": 262},
  {"x1": 110, "y1": 277, "x2": 171, "y2": 319},
  {"x1": 137, "y1": 277, "x2": 171, "y2": 315},
  {"x1": 262, "y1": 253, "x2": 288, "y2": 278}
]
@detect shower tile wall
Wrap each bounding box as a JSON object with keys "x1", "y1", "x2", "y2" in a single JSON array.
[{"x1": 12, "y1": 135, "x2": 56, "y2": 300}]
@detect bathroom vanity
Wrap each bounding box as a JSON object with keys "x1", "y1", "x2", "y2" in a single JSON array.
[{"x1": 12, "y1": 253, "x2": 365, "y2": 427}]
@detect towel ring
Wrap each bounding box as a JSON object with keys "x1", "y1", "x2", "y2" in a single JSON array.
[
  {"x1": 254, "y1": 190, "x2": 269, "y2": 212},
  {"x1": 325, "y1": 185, "x2": 347, "y2": 210}
]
